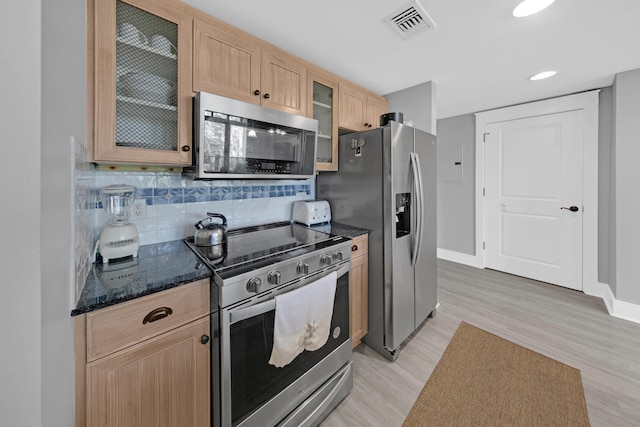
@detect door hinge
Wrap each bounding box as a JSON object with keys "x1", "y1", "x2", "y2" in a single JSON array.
[
  {"x1": 483, "y1": 132, "x2": 490, "y2": 142},
  {"x1": 483, "y1": 187, "x2": 485, "y2": 196},
  {"x1": 483, "y1": 241, "x2": 486, "y2": 250}
]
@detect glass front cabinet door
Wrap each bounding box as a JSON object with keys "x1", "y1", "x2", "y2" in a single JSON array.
[
  {"x1": 308, "y1": 70, "x2": 339, "y2": 171},
  {"x1": 92, "y1": 0, "x2": 192, "y2": 165}
]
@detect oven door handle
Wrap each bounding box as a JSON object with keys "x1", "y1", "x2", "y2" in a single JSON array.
[
  {"x1": 229, "y1": 262, "x2": 350, "y2": 325},
  {"x1": 230, "y1": 299, "x2": 276, "y2": 325}
]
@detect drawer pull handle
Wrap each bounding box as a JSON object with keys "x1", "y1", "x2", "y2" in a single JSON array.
[
  {"x1": 143, "y1": 307, "x2": 173, "y2": 324},
  {"x1": 351, "y1": 245, "x2": 358, "y2": 252}
]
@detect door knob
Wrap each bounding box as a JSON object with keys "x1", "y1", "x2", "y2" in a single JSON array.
[{"x1": 561, "y1": 206, "x2": 579, "y2": 212}]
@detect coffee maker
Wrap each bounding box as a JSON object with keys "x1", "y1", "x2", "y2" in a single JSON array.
[{"x1": 98, "y1": 184, "x2": 139, "y2": 263}]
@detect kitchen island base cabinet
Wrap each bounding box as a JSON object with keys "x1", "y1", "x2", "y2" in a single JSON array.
[
  {"x1": 350, "y1": 234, "x2": 369, "y2": 348},
  {"x1": 75, "y1": 278, "x2": 210, "y2": 427}
]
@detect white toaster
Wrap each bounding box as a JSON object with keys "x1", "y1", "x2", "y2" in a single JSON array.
[{"x1": 292, "y1": 200, "x2": 332, "y2": 226}]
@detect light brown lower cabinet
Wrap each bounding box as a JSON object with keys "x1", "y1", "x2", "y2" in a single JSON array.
[
  {"x1": 349, "y1": 234, "x2": 369, "y2": 348},
  {"x1": 76, "y1": 279, "x2": 211, "y2": 427}
]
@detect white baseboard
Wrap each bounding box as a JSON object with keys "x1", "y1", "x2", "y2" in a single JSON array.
[
  {"x1": 437, "y1": 248, "x2": 483, "y2": 268},
  {"x1": 583, "y1": 282, "x2": 640, "y2": 325},
  {"x1": 586, "y1": 282, "x2": 615, "y2": 313}
]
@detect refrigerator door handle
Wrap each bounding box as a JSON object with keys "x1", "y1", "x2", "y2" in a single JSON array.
[{"x1": 410, "y1": 152, "x2": 425, "y2": 266}]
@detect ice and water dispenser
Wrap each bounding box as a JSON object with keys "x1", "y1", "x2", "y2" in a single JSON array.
[{"x1": 395, "y1": 193, "x2": 411, "y2": 238}]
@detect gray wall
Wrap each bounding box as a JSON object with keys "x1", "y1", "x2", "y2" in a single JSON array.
[
  {"x1": 41, "y1": 0, "x2": 86, "y2": 424},
  {"x1": 385, "y1": 81, "x2": 437, "y2": 135},
  {"x1": 1, "y1": 1, "x2": 43, "y2": 425},
  {"x1": 1, "y1": 0, "x2": 82, "y2": 425},
  {"x1": 609, "y1": 84, "x2": 618, "y2": 294},
  {"x1": 598, "y1": 87, "x2": 612, "y2": 288},
  {"x1": 436, "y1": 114, "x2": 476, "y2": 254},
  {"x1": 436, "y1": 91, "x2": 615, "y2": 287},
  {"x1": 612, "y1": 69, "x2": 640, "y2": 304}
]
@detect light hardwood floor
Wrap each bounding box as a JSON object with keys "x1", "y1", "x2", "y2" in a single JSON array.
[{"x1": 321, "y1": 259, "x2": 640, "y2": 427}]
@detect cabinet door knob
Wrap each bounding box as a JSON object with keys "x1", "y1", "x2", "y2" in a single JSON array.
[
  {"x1": 200, "y1": 335, "x2": 210, "y2": 345},
  {"x1": 142, "y1": 307, "x2": 173, "y2": 324},
  {"x1": 181, "y1": 145, "x2": 190, "y2": 152},
  {"x1": 263, "y1": 93, "x2": 270, "y2": 99},
  {"x1": 363, "y1": 122, "x2": 369, "y2": 127},
  {"x1": 351, "y1": 245, "x2": 358, "y2": 251},
  {"x1": 254, "y1": 90, "x2": 261, "y2": 96}
]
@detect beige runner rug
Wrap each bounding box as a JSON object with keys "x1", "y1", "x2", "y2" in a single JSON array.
[{"x1": 403, "y1": 322, "x2": 590, "y2": 426}]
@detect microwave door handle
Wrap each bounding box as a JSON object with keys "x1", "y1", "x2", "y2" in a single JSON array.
[{"x1": 230, "y1": 299, "x2": 275, "y2": 325}]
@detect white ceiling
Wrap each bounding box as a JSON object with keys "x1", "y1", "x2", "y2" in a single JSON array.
[{"x1": 182, "y1": 0, "x2": 640, "y2": 119}]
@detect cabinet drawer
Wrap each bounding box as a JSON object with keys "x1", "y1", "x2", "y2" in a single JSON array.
[
  {"x1": 350, "y1": 234, "x2": 368, "y2": 258},
  {"x1": 86, "y1": 279, "x2": 209, "y2": 361}
]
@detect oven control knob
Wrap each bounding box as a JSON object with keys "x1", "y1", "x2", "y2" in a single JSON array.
[
  {"x1": 246, "y1": 277, "x2": 262, "y2": 293},
  {"x1": 320, "y1": 254, "x2": 333, "y2": 265},
  {"x1": 332, "y1": 250, "x2": 344, "y2": 261},
  {"x1": 267, "y1": 271, "x2": 282, "y2": 285},
  {"x1": 296, "y1": 262, "x2": 310, "y2": 275}
]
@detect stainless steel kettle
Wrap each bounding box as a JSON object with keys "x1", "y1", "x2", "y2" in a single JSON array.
[{"x1": 194, "y1": 213, "x2": 227, "y2": 246}]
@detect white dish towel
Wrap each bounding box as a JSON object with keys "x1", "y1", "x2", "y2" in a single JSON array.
[{"x1": 269, "y1": 271, "x2": 338, "y2": 368}]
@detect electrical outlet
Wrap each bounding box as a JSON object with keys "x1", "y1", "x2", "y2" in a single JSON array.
[{"x1": 132, "y1": 199, "x2": 147, "y2": 220}]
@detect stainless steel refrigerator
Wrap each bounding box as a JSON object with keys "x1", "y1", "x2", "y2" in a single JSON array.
[{"x1": 317, "y1": 121, "x2": 437, "y2": 360}]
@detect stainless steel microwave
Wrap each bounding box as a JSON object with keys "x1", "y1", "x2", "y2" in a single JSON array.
[{"x1": 183, "y1": 92, "x2": 318, "y2": 180}]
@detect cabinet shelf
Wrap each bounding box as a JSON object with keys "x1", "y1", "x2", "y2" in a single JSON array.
[
  {"x1": 312, "y1": 100, "x2": 332, "y2": 110},
  {"x1": 116, "y1": 94, "x2": 177, "y2": 111},
  {"x1": 116, "y1": 36, "x2": 177, "y2": 59}
]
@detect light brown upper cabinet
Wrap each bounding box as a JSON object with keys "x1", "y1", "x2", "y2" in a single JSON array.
[
  {"x1": 91, "y1": 0, "x2": 193, "y2": 165},
  {"x1": 339, "y1": 81, "x2": 389, "y2": 132},
  {"x1": 193, "y1": 19, "x2": 307, "y2": 117},
  {"x1": 308, "y1": 68, "x2": 339, "y2": 171}
]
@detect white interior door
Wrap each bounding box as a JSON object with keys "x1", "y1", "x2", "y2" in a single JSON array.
[{"x1": 484, "y1": 110, "x2": 583, "y2": 290}]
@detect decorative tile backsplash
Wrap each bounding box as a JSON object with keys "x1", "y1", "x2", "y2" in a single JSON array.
[
  {"x1": 97, "y1": 183, "x2": 311, "y2": 207},
  {"x1": 91, "y1": 171, "x2": 315, "y2": 246}
]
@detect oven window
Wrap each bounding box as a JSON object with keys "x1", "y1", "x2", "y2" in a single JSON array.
[
  {"x1": 202, "y1": 111, "x2": 314, "y2": 175},
  {"x1": 229, "y1": 274, "x2": 349, "y2": 425}
]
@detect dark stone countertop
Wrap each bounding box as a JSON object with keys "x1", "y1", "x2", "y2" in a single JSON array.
[
  {"x1": 71, "y1": 240, "x2": 211, "y2": 316},
  {"x1": 324, "y1": 222, "x2": 370, "y2": 239},
  {"x1": 290, "y1": 222, "x2": 369, "y2": 238},
  {"x1": 288, "y1": 221, "x2": 370, "y2": 238},
  {"x1": 71, "y1": 222, "x2": 368, "y2": 316}
]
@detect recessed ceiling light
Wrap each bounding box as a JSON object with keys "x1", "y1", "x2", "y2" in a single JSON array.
[
  {"x1": 529, "y1": 70, "x2": 557, "y2": 81},
  {"x1": 513, "y1": 0, "x2": 556, "y2": 17}
]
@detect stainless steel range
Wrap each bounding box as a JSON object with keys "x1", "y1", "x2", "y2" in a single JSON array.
[{"x1": 185, "y1": 221, "x2": 353, "y2": 427}]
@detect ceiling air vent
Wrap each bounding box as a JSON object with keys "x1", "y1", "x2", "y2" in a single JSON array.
[{"x1": 385, "y1": 0, "x2": 437, "y2": 40}]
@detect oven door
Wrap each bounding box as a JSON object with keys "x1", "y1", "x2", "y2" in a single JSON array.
[{"x1": 216, "y1": 261, "x2": 351, "y2": 427}]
